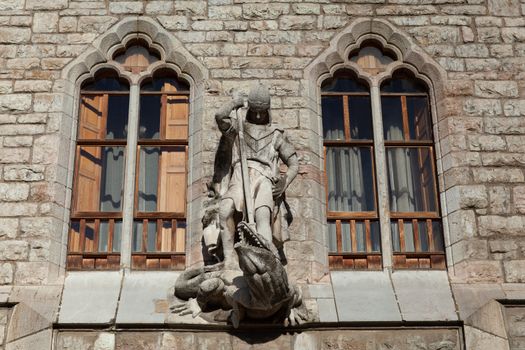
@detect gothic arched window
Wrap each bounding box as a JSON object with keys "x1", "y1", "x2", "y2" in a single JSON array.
[
  {"x1": 322, "y1": 44, "x2": 445, "y2": 270},
  {"x1": 67, "y1": 43, "x2": 189, "y2": 270}
]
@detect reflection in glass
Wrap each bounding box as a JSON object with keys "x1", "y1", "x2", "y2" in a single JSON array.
[
  {"x1": 326, "y1": 147, "x2": 375, "y2": 212},
  {"x1": 327, "y1": 222, "x2": 337, "y2": 253},
  {"x1": 386, "y1": 147, "x2": 436, "y2": 212},
  {"x1": 139, "y1": 95, "x2": 161, "y2": 139},
  {"x1": 137, "y1": 147, "x2": 186, "y2": 213},
  {"x1": 75, "y1": 146, "x2": 125, "y2": 212},
  {"x1": 381, "y1": 72, "x2": 428, "y2": 93},
  {"x1": 141, "y1": 77, "x2": 189, "y2": 92},
  {"x1": 348, "y1": 96, "x2": 373, "y2": 140},
  {"x1": 82, "y1": 70, "x2": 129, "y2": 91},
  {"x1": 322, "y1": 96, "x2": 344, "y2": 140},
  {"x1": 381, "y1": 96, "x2": 403, "y2": 141},
  {"x1": 106, "y1": 95, "x2": 129, "y2": 139},
  {"x1": 321, "y1": 70, "x2": 368, "y2": 93},
  {"x1": 407, "y1": 96, "x2": 432, "y2": 141}
]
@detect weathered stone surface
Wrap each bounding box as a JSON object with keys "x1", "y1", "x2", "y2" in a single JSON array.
[
  {"x1": 33, "y1": 12, "x2": 59, "y2": 33},
  {"x1": 464, "y1": 326, "x2": 509, "y2": 350},
  {"x1": 117, "y1": 272, "x2": 180, "y2": 324},
  {"x1": 392, "y1": 271, "x2": 457, "y2": 321},
  {"x1": 331, "y1": 271, "x2": 401, "y2": 322},
  {"x1": 58, "y1": 272, "x2": 122, "y2": 324}
]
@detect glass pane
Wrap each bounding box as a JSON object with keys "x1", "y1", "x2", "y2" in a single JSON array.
[
  {"x1": 69, "y1": 221, "x2": 81, "y2": 252},
  {"x1": 84, "y1": 220, "x2": 95, "y2": 253},
  {"x1": 75, "y1": 146, "x2": 125, "y2": 212},
  {"x1": 381, "y1": 96, "x2": 404, "y2": 141},
  {"x1": 322, "y1": 96, "x2": 344, "y2": 140},
  {"x1": 404, "y1": 221, "x2": 415, "y2": 252},
  {"x1": 141, "y1": 77, "x2": 190, "y2": 92},
  {"x1": 386, "y1": 147, "x2": 437, "y2": 212},
  {"x1": 82, "y1": 70, "x2": 129, "y2": 91},
  {"x1": 139, "y1": 95, "x2": 161, "y2": 139},
  {"x1": 137, "y1": 146, "x2": 187, "y2": 213},
  {"x1": 418, "y1": 221, "x2": 429, "y2": 252},
  {"x1": 132, "y1": 221, "x2": 142, "y2": 252},
  {"x1": 348, "y1": 96, "x2": 373, "y2": 140},
  {"x1": 341, "y1": 222, "x2": 351, "y2": 252},
  {"x1": 407, "y1": 96, "x2": 432, "y2": 141},
  {"x1": 355, "y1": 222, "x2": 366, "y2": 252},
  {"x1": 327, "y1": 222, "x2": 337, "y2": 253},
  {"x1": 391, "y1": 221, "x2": 400, "y2": 252},
  {"x1": 99, "y1": 221, "x2": 109, "y2": 252},
  {"x1": 326, "y1": 147, "x2": 375, "y2": 212},
  {"x1": 432, "y1": 221, "x2": 444, "y2": 252},
  {"x1": 106, "y1": 95, "x2": 129, "y2": 139},
  {"x1": 380, "y1": 71, "x2": 428, "y2": 93},
  {"x1": 113, "y1": 221, "x2": 122, "y2": 253},
  {"x1": 114, "y1": 45, "x2": 160, "y2": 73},
  {"x1": 321, "y1": 69, "x2": 369, "y2": 93},
  {"x1": 370, "y1": 221, "x2": 381, "y2": 252}
]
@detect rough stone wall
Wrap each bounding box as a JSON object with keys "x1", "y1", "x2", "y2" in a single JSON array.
[{"x1": 0, "y1": 0, "x2": 523, "y2": 349}]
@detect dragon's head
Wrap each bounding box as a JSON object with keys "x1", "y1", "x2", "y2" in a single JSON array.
[{"x1": 234, "y1": 221, "x2": 278, "y2": 276}]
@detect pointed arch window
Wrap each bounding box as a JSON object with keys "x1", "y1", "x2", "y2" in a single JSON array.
[
  {"x1": 322, "y1": 44, "x2": 445, "y2": 270},
  {"x1": 68, "y1": 44, "x2": 190, "y2": 270}
]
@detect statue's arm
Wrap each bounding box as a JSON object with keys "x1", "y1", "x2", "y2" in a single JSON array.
[
  {"x1": 215, "y1": 95, "x2": 244, "y2": 133},
  {"x1": 273, "y1": 134, "x2": 298, "y2": 197}
]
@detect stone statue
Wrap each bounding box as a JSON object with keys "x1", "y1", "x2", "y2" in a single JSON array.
[{"x1": 171, "y1": 84, "x2": 308, "y2": 328}]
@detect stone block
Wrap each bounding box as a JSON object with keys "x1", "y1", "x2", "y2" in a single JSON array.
[
  {"x1": 466, "y1": 300, "x2": 507, "y2": 339},
  {"x1": 0, "y1": 241, "x2": 28, "y2": 261},
  {"x1": 474, "y1": 80, "x2": 519, "y2": 98},
  {"x1": 5, "y1": 329, "x2": 52, "y2": 350},
  {"x1": 331, "y1": 271, "x2": 401, "y2": 322},
  {"x1": 0, "y1": 0, "x2": 24, "y2": 10},
  {"x1": 453, "y1": 260, "x2": 504, "y2": 284},
  {"x1": 308, "y1": 284, "x2": 333, "y2": 299},
  {"x1": 392, "y1": 271, "x2": 457, "y2": 321},
  {"x1": 58, "y1": 272, "x2": 122, "y2": 324},
  {"x1": 317, "y1": 298, "x2": 337, "y2": 323},
  {"x1": 242, "y1": 3, "x2": 289, "y2": 19},
  {"x1": 0, "y1": 263, "x2": 13, "y2": 285},
  {"x1": 26, "y1": 0, "x2": 67, "y2": 9},
  {"x1": 109, "y1": 2, "x2": 144, "y2": 14},
  {"x1": 33, "y1": 12, "x2": 59, "y2": 33},
  {"x1": 6, "y1": 302, "x2": 51, "y2": 343},
  {"x1": 488, "y1": 0, "x2": 521, "y2": 15},
  {"x1": 0, "y1": 94, "x2": 31, "y2": 112},
  {"x1": 464, "y1": 326, "x2": 509, "y2": 350},
  {"x1": 504, "y1": 261, "x2": 525, "y2": 283},
  {"x1": 451, "y1": 283, "x2": 505, "y2": 319},
  {"x1": 116, "y1": 271, "x2": 180, "y2": 324}
]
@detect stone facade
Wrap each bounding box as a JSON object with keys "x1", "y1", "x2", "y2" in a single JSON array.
[{"x1": 0, "y1": 0, "x2": 523, "y2": 349}]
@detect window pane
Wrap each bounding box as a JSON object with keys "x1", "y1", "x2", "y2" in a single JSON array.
[
  {"x1": 106, "y1": 95, "x2": 129, "y2": 139},
  {"x1": 381, "y1": 73, "x2": 428, "y2": 93},
  {"x1": 165, "y1": 95, "x2": 189, "y2": 140},
  {"x1": 370, "y1": 221, "x2": 381, "y2": 252},
  {"x1": 407, "y1": 96, "x2": 432, "y2": 141},
  {"x1": 137, "y1": 146, "x2": 186, "y2": 213},
  {"x1": 432, "y1": 221, "x2": 444, "y2": 252},
  {"x1": 322, "y1": 96, "x2": 344, "y2": 140},
  {"x1": 348, "y1": 96, "x2": 373, "y2": 140},
  {"x1": 141, "y1": 77, "x2": 189, "y2": 92},
  {"x1": 326, "y1": 147, "x2": 375, "y2": 212},
  {"x1": 75, "y1": 146, "x2": 125, "y2": 212},
  {"x1": 139, "y1": 95, "x2": 161, "y2": 139},
  {"x1": 82, "y1": 77, "x2": 129, "y2": 91},
  {"x1": 341, "y1": 222, "x2": 351, "y2": 252},
  {"x1": 321, "y1": 70, "x2": 369, "y2": 93},
  {"x1": 327, "y1": 222, "x2": 337, "y2": 253},
  {"x1": 381, "y1": 96, "x2": 404, "y2": 141},
  {"x1": 386, "y1": 147, "x2": 437, "y2": 212}
]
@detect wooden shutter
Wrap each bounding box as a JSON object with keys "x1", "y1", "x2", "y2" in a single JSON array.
[
  {"x1": 75, "y1": 147, "x2": 102, "y2": 212},
  {"x1": 79, "y1": 95, "x2": 107, "y2": 140},
  {"x1": 164, "y1": 95, "x2": 189, "y2": 140},
  {"x1": 158, "y1": 148, "x2": 186, "y2": 214}
]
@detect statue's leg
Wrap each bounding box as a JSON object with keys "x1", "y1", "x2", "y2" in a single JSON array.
[
  {"x1": 219, "y1": 198, "x2": 238, "y2": 270},
  {"x1": 255, "y1": 206, "x2": 272, "y2": 243}
]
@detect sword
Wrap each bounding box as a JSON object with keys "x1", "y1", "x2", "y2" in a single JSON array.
[{"x1": 235, "y1": 106, "x2": 255, "y2": 227}]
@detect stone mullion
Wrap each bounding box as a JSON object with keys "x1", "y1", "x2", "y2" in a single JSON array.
[
  {"x1": 120, "y1": 83, "x2": 140, "y2": 271},
  {"x1": 370, "y1": 82, "x2": 393, "y2": 270}
]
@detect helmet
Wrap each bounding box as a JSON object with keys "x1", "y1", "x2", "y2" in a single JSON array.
[{"x1": 247, "y1": 83, "x2": 270, "y2": 112}]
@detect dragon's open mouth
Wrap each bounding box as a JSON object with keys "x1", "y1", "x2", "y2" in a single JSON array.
[{"x1": 235, "y1": 221, "x2": 271, "y2": 251}]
